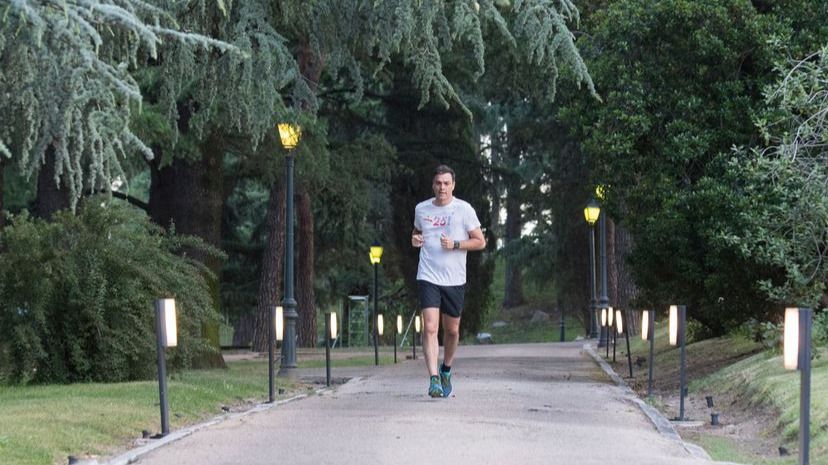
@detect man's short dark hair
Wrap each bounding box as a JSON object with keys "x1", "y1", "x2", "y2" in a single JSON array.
[{"x1": 434, "y1": 164, "x2": 455, "y2": 182}]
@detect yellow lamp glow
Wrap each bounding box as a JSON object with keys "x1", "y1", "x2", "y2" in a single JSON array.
[
  {"x1": 277, "y1": 123, "x2": 301, "y2": 150},
  {"x1": 583, "y1": 199, "x2": 600, "y2": 226},
  {"x1": 601, "y1": 308, "x2": 607, "y2": 326},
  {"x1": 608, "y1": 306, "x2": 615, "y2": 326},
  {"x1": 641, "y1": 310, "x2": 650, "y2": 341},
  {"x1": 595, "y1": 185, "x2": 606, "y2": 200},
  {"x1": 784, "y1": 307, "x2": 800, "y2": 370},
  {"x1": 275, "y1": 306, "x2": 284, "y2": 342},
  {"x1": 330, "y1": 312, "x2": 338, "y2": 340},
  {"x1": 159, "y1": 298, "x2": 177, "y2": 347},
  {"x1": 369, "y1": 244, "x2": 384, "y2": 265},
  {"x1": 396, "y1": 315, "x2": 403, "y2": 334},
  {"x1": 616, "y1": 309, "x2": 623, "y2": 334},
  {"x1": 415, "y1": 315, "x2": 421, "y2": 333},
  {"x1": 377, "y1": 314, "x2": 384, "y2": 336},
  {"x1": 669, "y1": 305, "x2": 678, "y2": 346}
]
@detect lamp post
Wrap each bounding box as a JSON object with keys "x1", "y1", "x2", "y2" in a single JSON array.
[
  {"x1": 642, "y1": 310, "x2": 655, "y2": 399},
  {"x1": 608, "y1": 306, "x2": 616, "y2": 362},
  {"x1": 669, "y1": 304, "x2": 687, "y2": 421},
  {"x1": 325, "y1": 312, "x2": 336, "y2": 387},
  {"x1": 369, "y1": 242, "x2": 383, "y2": 366},
  {"x1": 784, "y1": 307, "x2": 813, "y2": 465},
  {"x1": 278, "y1": 123, "x2": 301, "y2": 375},
  {"x1": 413, "y1": 313, "x2": 421, "y2": 360},
  {"x1": 601, "y1": 307, "x2": 609, "y2": 358},
  {"x1": 584, "y1": 199, "x2": 600, "y2": 343},
  {"x1": 154, "y1": 298, "x2": 177, "y2": 437},
  {"x1": 395, "y1": 315, "x2": 403, "y2": 364},
  {"x1": 618, "y1": 308, "x2": 633, "y2": 378},
  {"x1": 596, "y1": 188, "x2": 610, "y2": 348}
]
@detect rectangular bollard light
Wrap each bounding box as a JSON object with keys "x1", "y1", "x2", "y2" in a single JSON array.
[{"x1": 155, "y1": 298, "x2": 177, "y2": 436}]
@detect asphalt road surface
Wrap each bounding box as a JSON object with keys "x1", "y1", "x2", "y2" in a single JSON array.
[{"x1": 130, "y1": 342, "x2": 716, "y2": 465}]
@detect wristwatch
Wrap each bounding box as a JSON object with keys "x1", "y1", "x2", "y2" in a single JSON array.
[{"x1": 453, "y1": 240, "x2": 460, "y2": 250}]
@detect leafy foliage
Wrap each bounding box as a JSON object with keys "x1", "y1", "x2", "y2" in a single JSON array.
[
  {"x1": 0, "y1": 0, "x2": 232, "y2": 207},
  {"x1": 0, "y1": 202, "x2": 222, "y2": 384}
]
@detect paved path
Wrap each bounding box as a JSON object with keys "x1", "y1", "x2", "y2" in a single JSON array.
[{"x1": 128, "y1": 342, "x2": 716, "y2": 465}]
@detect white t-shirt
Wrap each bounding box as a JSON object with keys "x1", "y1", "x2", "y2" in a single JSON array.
[{"x1": 414, "y1": 197, "x2": 481, "y2": 286}]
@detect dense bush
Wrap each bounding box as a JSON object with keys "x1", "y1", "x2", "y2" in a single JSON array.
[{"x1": 0, "y1": 202, "x2": 222, "y2": 384}]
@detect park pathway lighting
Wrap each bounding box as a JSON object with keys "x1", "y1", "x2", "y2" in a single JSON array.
[
  {"x1": 325, "y1": 312, "x2": 337, "y2": 387},
  {"x1": 413, "y1": 313, "x2": 421, "y2": 360},
  {"x1": 584, "y1": 199, "x2": 601, "y2": 342},
  {"x1": 608, "y1": 306, "x2": 616, "y2": 362},
  {"x1": 369, "y1": 242, "x2": 384, "y2": 366},
  {"x1": 601, "y1": 307, "x2": 609, "y2": 357},
  {"x1": 669, "y1": 304, "x2": 687, "y2": 421},
  {"x1": 278, "y1": 122, "x2": 301, "y2": 376},
  {"x1": 596, "y1": 188, "x2": 610, "y2": 349},
  {"x1": 155, "y1": 298, "x2": 177, "y2": 437},
  {"x1": 784, "y1": 307, "x2": 813, "y2": 465},
  {"x1": 642, "y1": 310, "x2": 655, "y2": 399},
  {"x1": 395, "y1": 315, "x2": 403, "y2": 363},
  {"x1": 268, "y1": 305, "x2": 284, "y2": 403},
  {"x1": 617, "y1": 309, "x2": 633, "y2": 378}
]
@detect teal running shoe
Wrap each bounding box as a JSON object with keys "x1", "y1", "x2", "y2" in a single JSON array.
[
  {"x1": 428, "y1": 375, "x2": 443, "y2": 398},
  {"x1": 440, "y1": 368, "x2": 452, "y2": 397}
]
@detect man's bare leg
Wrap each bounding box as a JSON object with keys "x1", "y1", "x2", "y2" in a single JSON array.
[
  {"x1": 441, "y1": 313, "x2": 461, "y2": 368},
  {"x1": 422, "y1": 307, "x2": 441, "y2": 376}
]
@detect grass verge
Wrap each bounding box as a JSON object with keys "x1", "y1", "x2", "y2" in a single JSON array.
[
  {"x1": 0, "y1": 359, "x2": 303, "y2": 465},
  {"x1": 604, "y1": 321, "x2": 827, "y2": 465}
]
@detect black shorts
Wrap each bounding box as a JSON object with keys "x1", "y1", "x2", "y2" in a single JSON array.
[{"x1": 417, "y1": 280, "x2": 465, "y2": 318}]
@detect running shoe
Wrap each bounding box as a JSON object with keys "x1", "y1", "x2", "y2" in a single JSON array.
[
  {"x1": 428, "y1": 375, "x2": 444, "y2": 398},
  {"x1": 440, "y1": 368, "x2": 452, "y2": 397}
]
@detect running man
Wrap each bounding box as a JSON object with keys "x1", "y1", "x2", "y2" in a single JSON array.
[{"x1": 411, "y1": 164, "x2": 486, "y2": 397}]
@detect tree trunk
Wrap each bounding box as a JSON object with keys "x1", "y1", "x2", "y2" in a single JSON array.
[
  {"x1": 296, "y1": 186, "x2": 317, "y2": 347},
  {"x1": 35, "y1": 145, "x2": 71, "y2": 219},
  {"x1": 148, "y1": 134, "x2": 226, "y2": 369},
  {"x1": 503, "y1": 174, "x2": 525, "y2": 308},
  {"x1": 291, "y1": 40, "x2": 323, "y2": 348},
  {"x1": 251, "y1": 182, "x2": 285, "y2": 352}
]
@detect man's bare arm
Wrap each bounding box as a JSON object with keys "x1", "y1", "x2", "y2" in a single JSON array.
[{"x1": 454, "y1": 228, "x2": 485, "y2": 251}]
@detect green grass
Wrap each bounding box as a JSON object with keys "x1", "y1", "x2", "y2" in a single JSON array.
[
  {"x1": 298, "y1": 355, "x2": 396, "y2": 368},
  {"x1": 485, "y1": 316, "x2": 583, "y2": 343},
  {"x1": 683, "y1": 433, "x2": 796, "y2": 465},
  {"x1": 0, "y1": 360, "x2": 302, "y2": 465},
  {"x1": 693, "y1": 348, "x2": 828, "y2": 465},
  {"x1": 616, "y1": 321, "x2": 828, "y2": 465}
]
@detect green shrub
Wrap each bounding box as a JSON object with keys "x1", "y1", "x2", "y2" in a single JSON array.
[{"x1": 0, "y1": 202, "x2": 222, "y2": 384}]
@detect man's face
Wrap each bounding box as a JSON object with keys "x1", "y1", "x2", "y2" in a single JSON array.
[{"x1": 432, "y1": 173, "x2": 455, "y2": 201}]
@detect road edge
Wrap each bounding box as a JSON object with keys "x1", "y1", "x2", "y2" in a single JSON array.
[
  {"x1": 582, "y1": 343, "x2": 716, "y2": 462},
  {"x1": 98, "y1": 378, "x2": 361, "y2": 465}
]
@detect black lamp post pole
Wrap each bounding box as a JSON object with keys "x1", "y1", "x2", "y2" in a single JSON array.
[
  {"x1": 154, "y1": 301, "x2": 170, "y2": 437},
  {"x1": 589, "y1": 225, "x2": 599, "y2": 342},
  {"x1": 373, "y1": 263, "x2": 379, "y2": 366},
  {"x1": 799, "y1": 307, "x2": 813, "y2": 465},
  {"x1": 624, "y1": 310, "x2": 633, "y2": 378},
  {"x1": 268, "y1": 305, "x2": 275, "y2": 402},
  {"x1": 325, "y1": 313, "x2": 331, "y2": 387},
  {"x1": 280, "y1": 152, "x2": 298, "y2": 375},
  {"x1": 677, "y1": 305, "x2": 687, "y2": 421},
  {"x1": 598, "y1": 211, "x2": 609, "y2": 348},
  {"x1": 647, "y1": 311, "x2": 655, "y2": 399}
]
